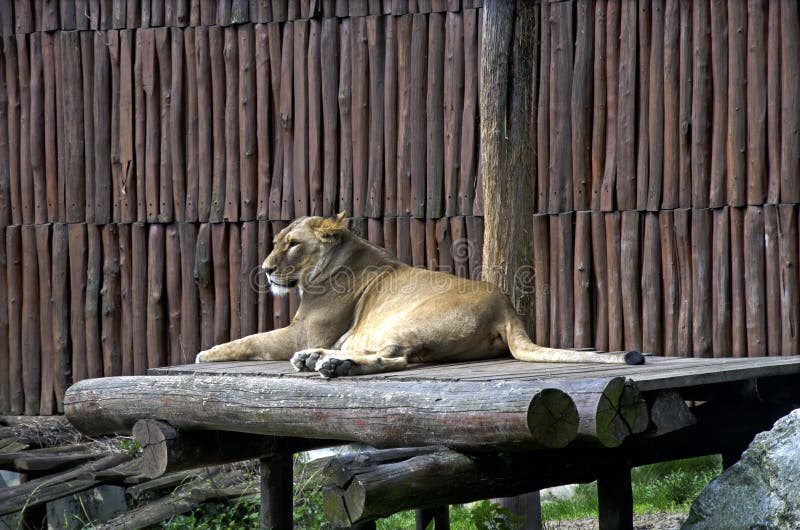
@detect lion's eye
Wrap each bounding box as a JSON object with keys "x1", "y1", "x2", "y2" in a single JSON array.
[{"x1": 288, "y1": 241, "x2": 300, "y2": 248}]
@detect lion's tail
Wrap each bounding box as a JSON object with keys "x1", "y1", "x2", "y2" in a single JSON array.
[{"x1": 503, "y1": 316, "x2": 644, "y2": 365}]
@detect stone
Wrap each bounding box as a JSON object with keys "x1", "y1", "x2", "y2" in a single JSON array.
[
  {"x1": 0, "y1": 470, "x2": 21, "y2": 488},
  {"x1": 46, "y1": 485, "x2": 127, "y2": 530},
  {"x1": 682, "y1": 408, "x2": 800, "y2": 530}
]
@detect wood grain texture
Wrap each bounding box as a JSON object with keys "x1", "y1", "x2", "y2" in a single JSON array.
[
  {"x1": 764, "y1": 205, "x2": 781, "y2": 356},
  {"x1": 712, "y1": 208, "x2": 731, "y2": 358},
  {"x1": 709, "y1": 0, "x2": 728, "y2": 208},
  {"x1": 747, "y1": 0, "x2": 767, "y2": 205},
  {"x1": 743, "y1": 207, "x2": 766, "y2": 356},
  {"x1": 727, "y1": 0, "x2": 747, "y2": 206},
  {"x1": 691, "y1": 209, "x2": 712, "y2": 357},
  {"x1": 691, "y1": 0, "x2": 711, "y2": 208},
  {"x1": 779, "y1": 205, "x2": 799, "y2": 355},
  {"x1": 730, "y1": 207, "x2": 747, "y2": 357},
  {"x1": 781, "y1": 1, "x2": 800, "y2": 203}
]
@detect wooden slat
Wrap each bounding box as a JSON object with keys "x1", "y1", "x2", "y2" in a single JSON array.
[
  {"x1": 548, "y1": 215, "x2": 559, "y2": 346},
  {"x1": 646, "y1": 0, "x2": 664, "y2": 211},
  {"x1": 604, "y1": 212, "x2": 622, "y2": 352},
  {"x1": 134, "y1": 30, "x2": 146, "y2": 221},
  {"x1": 308, "y1": 20, "x2": 323, "y2": 216},
  {"x1": 590, "y1": 1, "x2": 607, "y2": 211},
  {"x1": 21, "y1": 226, "x2": 40, "y2": 416},
  {"x1": 443, "y1": 11, "x2": 463, "y2": 217},
  {"x1": 184, "y1": 28, "x2": 198, "y2": 222},
  {"x1": 240, "y1": 222, "x2": 258, "y2": 338},
  {"x1": 620, "y1": 211, "x2": 641, "y2": 352},
  {"x1": 599, "y1": 1, "x2": 618, "y2": 212},
  {"x1": 30, "y1": 34, "x2": 46, "y2": 224},
  {"x1": 712, "y1": 208, "x2": 731, "y2": 358},
  {"x1": 459, "y1": 8, "x2": 478, "y2": 216},
  {"x1": 765, "y1": 0, "x2": 780, "y2": 204},
  {"x1": 743, "y1": 207, "x2": 766, "y2": 357},
  {"x1": 635, "y1": 0, "x2": 650, "y2": 211},
  {"x1": 17, "y1": 34, "x2": 33, "y2": 226},
  {"x1": 212, "y1": 223, "x2": 230, "y2": 345},
  {"x1": 93, "y1": 31, "x2": 111, "y2": 224},
  {"x1": 224, "y1": 26, "x2": 241, "y2": 223},
  {"x1": 320, "y1": 18, "x2": 339, "y2": 216},
  {"x1": 691, "y1": 0, "x2": 711, "y2": 208},
  {"x1": 661, "y1": 0, "x2": 678, "y2": 209},
  {"x1": 677, "y1": 0, "x2": 691, "y2": 208},
  {"x1": 196, "y1": 27, "x2": 212, "y2": 222},
  {"x1": 228, "y1": 223, "x2": 242, "y2": 340},
  {"x1": 572, "y1": 0, "x2": 592, "y2": 211},
  {"x1": 673, "y1": 209, "x2": 692, "y2": 356},
  {"x1": 365, "y1": 16, "x2": 384, "y2": 218},
  {"x1": 659, "y1": 210, "x2": 678, "y2": 356},
  {"x1": 67, "y1": 224, "x2": 87, "y2": 383},
  {"x1": 178, "y1": 223, "x2": 199, "y2": 365},
  {"x1": 279, "y1": 23, "x2": 294, "y2": 220},
  {"x1": 6, "y1": 227, "x2": 21, "y2": 413},
  {"x1": 237, "y1": 25, "x2": 257, "y2": 222},
  {"x1": 574, "y1": 212, "x2": 591, "y2": 349},
  {"x1": 142, "y1": 29, "x2": 159, "y2": 222},
  {"x1": 465, "y1": 215, "x2": 482, "y2": 280},
  {"x1": 255, "y1": 24, "x2": 272, "y2": 220},
  {"x1": 781, "y1": 1, "x2": 800, "y2": 203},
  {"x1": 727, "y1": 0, "x2": 747, "y2": 206},
  {"x1": 118, "y1": 224, "x2": 133, "y2": 376},
  {"x1": 170, "y1": 28, "x2": 186, "y2": 222},
  {"x1": 109, "y1": 31, "x2": 121, "y2": 222},
  {"x1": 779, "y1": 205, "x2": 799, "y2": 355},
  {"x1": 257, "y1": 221, "x2": 272, "y2": 332},
  {"x1": 51, "y1": 224, "x2": 69, "y2": 410},
  {"x1": 101, "y1": 225, "x2": 121, "y2": 377},
  {"x1": 156, "y1": 27, "x2": 173, "y2": 223},
  {"x1": 166, "y1": 225, "x2": 182, "y2": 366},
  {"x1": 85, "y1": 225, "x2": 102, "y2": 379},
  {"x1": 350, "y1": 17, "x2": 367, "y2": 218},
  {"x1": 147, "y1": 224, "x2": 166, "y2": 369},
  {"x1": 0, "y1": 38, "x2": 11, "y2": 227},
  {"x1": 270, "y1": 221, "x2": 290, "y2": 329},
  {"x1": 411, "y1": 218, "x2": 425, "y2": 268},
  {"x1": 383, "y1": 15, "x2": 397, "y2": 217},
  {"x1": 590, "y1": 211, "x2": 607, "y2": 351},
  {"x1": 434, "y1": 216, "x2": 452, "y2": 275},
  {"x1": 396, "y1": 15, "x2": 411, "y2": 216},
  {"x1": 691, "y1": 209, "x2": 712, "y2": 357},
  {"x1": 5, "y1": 37, "x2": 21, "y2": 225},
  {"x1": 549, "y1": 1, "x2": 574, "y2": 213},
  {"x1": 209, "y1": 26, "x2": 226, "y2": 222},
  {"x1": 426, "y1": 12, "x2": 444, "y2": 218},
  {"x1": 409, "y1": 14, "x2": 427, "y2": 218},
  {"x1": 642, "y1": 212, "x2": 662, "y2": 355},
  {"x1": 746, "y1": 0, "x2": 767, "y2": 205},
  {"x1": 267, "y1": 23, "x2": 283, "y2": 220},
  {"x1": 709, "y1": 0, "x2": 727, "y2": 208},
  {"x1": 397, "y1": 216, "x2": 411, "y2": 265},
  {"x1": 730, "y1": 207, "x2": 746, "y2": 357},
  {"x1": 79, "y1": 31, "x2": 94, "y2": 223},
  {"x1": 195, "y1": 223, "x2": 214, "y2": 350},
  {"x1": 764, "y1": 205, "x2": 781, "y2": 356}
]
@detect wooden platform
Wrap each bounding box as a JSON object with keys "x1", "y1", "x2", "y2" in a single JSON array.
[{"x1": 150, "y1": 354, "x2": 800, "y2": 394}]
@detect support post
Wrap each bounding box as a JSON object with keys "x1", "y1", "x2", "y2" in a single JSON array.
[
  {"x1": 494, "y1": 492, "x2": 542, "y2": 530},
  {"x1": 597, "y1": 458, "x2": 633, "y2": 530},
  {"x1": 260, "y1": 448, "x2": 293, "y2": 530},
  {"x1": 415, "y1": 506, "x2": 450, "y2": 530}
]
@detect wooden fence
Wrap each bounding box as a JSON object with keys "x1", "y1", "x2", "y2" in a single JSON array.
[{"x1": 1, "y1": 0, "x2": 799, "y2": 415}]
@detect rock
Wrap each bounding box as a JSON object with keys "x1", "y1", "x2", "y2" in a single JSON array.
[
  {"x1": 682, "y1": 408, "x2": 800, "y2": 530},
  {"x1": 46, "y1": 485, "x2": 127, "y2": 530},
  {"x1": 0, "y1": 471, "x2": 20, "y2": 488}
]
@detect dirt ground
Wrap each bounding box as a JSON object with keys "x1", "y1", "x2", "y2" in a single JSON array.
[{"x1": 543, "y1": 512, "x2": 687, "y2": 530}]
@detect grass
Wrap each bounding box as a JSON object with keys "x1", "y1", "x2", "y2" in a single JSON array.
[{"x1": 155, "y1": 455, "x2": 723, "y2": 529}]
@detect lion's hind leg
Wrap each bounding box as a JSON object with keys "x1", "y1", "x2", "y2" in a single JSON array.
[{"x1": 293, "y1": 346, "x2": 411, "y2": 378}]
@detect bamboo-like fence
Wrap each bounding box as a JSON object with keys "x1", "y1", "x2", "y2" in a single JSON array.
[{"x1": 1, "y1": 0, "x2": 799, "y2": 416}]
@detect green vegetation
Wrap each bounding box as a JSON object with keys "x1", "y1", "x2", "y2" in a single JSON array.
[{"x1": 156, "y1": 455, "x2": 722, "y2": 529}]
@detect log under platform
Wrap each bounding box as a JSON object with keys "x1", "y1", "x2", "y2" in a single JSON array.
[{"x1": 63, "y1": 355, "x2": 800, "y2": 529}]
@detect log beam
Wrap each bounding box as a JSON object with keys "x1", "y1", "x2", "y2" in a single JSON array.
[{"x1": 260, "y1": 449, "x2": 293, "y2": 530}]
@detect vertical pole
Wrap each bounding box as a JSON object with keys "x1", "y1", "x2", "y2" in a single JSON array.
[
  {"x1": 597, "y1": 458, "x2": 633, "y2": 530},
  {"x1": 260, "y1": 449, "x2": 293, "y2": 530},
  {"x1": 495, "y1": 492, "x2": 542, "y2": 530},
  {"x1": 415, "y1": 506, "x2": 450, "y2": 529}
]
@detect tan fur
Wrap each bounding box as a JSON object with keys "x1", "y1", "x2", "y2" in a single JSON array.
[{"x1": 195, "y1": 215, "x2": 643, "y2": 377}]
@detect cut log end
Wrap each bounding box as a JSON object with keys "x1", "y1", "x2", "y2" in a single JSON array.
[
  {"x1": 595, "y1": 378, "x2": 650, "y2": 447},
  {"x1": 526, "y1": 388, "x2": 579, "y2": 449},
  {"x1": 624, "y1": 350, "x2": 645, "y2": 365}
]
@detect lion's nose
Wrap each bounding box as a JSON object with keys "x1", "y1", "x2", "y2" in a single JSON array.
[{"x1": 263, "y1": 265, "x2": 276, "y2": 275}]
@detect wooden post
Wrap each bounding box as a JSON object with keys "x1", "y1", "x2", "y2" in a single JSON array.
[
  {"x1": 480, "y1": 2, "x2": 541, "y2": 527},
  {"x1": 260, "y1": 449, "x2": 293, "y2": 530},
  {"x1": 415, "y1": 506, "x2": 449, "y2": 530},
  {"x1": 597, "y1": 458, "x2": 632, "y2": 530}
]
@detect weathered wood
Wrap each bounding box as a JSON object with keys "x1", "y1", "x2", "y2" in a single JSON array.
[
  {"x1": 779, "y1": 205, "x2": 799, "y2": 355},
  {"x1": 261, "y1": 451, "x2": 293, "y2": 530},
  {"x1": 195, "y1": 224, "x2": 214, "y2": 351},
  {"x1": 17, "y1": 34, "x2": 33, "y2": 226},
  {"x1": 67, "y1": 224, "x2": 87, "y2": 383},
  {"x1": 108, "y1": 30, "x2": 121, "y2": 222},
  {"x1": 209, "y1": 26, "x2": 226, "y2": 222},
  {"x1": 615, "y1": 0, "x2": 635, "y2": 211},
  {"x1": 709, "y1": 0, "x2": 727, "y2": 207},
  {"x1": 673, "y1": 209, "x2": 692, "y2": 356},
  {"x1": 426, "y1": 13, "x2": 444, "y2": 218},
  {"x1": 648, "y1": 390, "x2": 697, "y2": 436},
  {"x1": 240, "y1": 222, "x2": 258, "y2": 338},
  {"x1": 620, "y1": 212, "x2": 641, "y2": 352},
  {"x1": 350, "y1": 17, "x2": 368, "y2": 218},
  {"x1": 574, "y1": 212, "x2": 592, "y2": 349},
  {"x1": 747, "y1": 0, "x2": 767, "y2": 205},
  {"x1": 196, "y1": 27, "x2": 212, "y2": 221},
  {"x1": 85, "y1": 225, "x2": 102, "y2": 379},
  {"x1": 66, "y1": 375, "x2": 585, "y2": 450},
  {"x1": 744, "y1": 207, "x2": 766, "y2": 357},
  {"x1": 548, "y1": 0, "x2": 574, "y2": 213},
  {"x1": 321, "y1": 18, "x2": 339, "y2": 216},
  {"x1": 642, "y1": 213, "x2": 662, "y2": 355},
  {"x1": 659, "y1": 211, "x2": 677, "y2": 356},
  {"x1": 765, "y1": 0, "x2": 780, "y2": 204},
  {"x1": 227, "y1": 223, "x2": 242, "y2": 340},
  {"x1": 605, "y1": 213, "x2": 623, "y2": 352},
  {"x1": 383, "y1": 15, "x2": 397, "y2": 216},
  {"x1": 266, "y1": 23, "x2": 283, "y2": 219},
  {"x1": 93, "y1": 31, "x2": 111, "y2": 224},
  {"x1": 443, "y1": 11, "x2": 463, "y2": 217},
  {"x1": 142, "y1": 29, "x2": 160, "y2": 223},
  {"x1": 118, "y1": 224, "x2": 133, "y2": 377},
  {"x1": 279, "y1": 23, "x2": 294, "y2": 219},
  {"x1": 212, "y1": 223, "x2": 230, "y2": 345},
  {"x1": 635, "y1": 0, "x2": 650, "y2": 211},
  {"x1": 712, "y1": 208, "x2": 731, "y2": 358},
  {"x1": 101, "y1": 225, "x2": 122, "y2": 378},
  {"x1": 308, "y1": 20, "x2": 323, "y2": 216},
  {"x1": 764, "y1": 205, "x2": 781, "y2": 356},
  {"x1": 599, "y1": 0, "x2": 619, "y2": 212},
  {"x1": 29, "y1": 34, "x2": 46, "y2": 224},
  {"x1": 4, "y1": 232, "x2": 19, "y2": 413},
  {"x1": 692, "y1": 209, "x2": 712, "y2": 357},
  {"x1": 59, "y1": 31, "x2": 85, "y2": 222},
  {"x1": 51, "y1": 224, "x2": 69, "y2": 410},
  {"x1": 147, "y1": 225, "x2": 166, "y2": 370},
  {"x1": 132, "y1": 419, "x2": 277, "y2": 478},
  {"x1": 20, "y1": 227, "x2": 40, "y2": 416},
  {"x1": 557, "y1": 212, "x2": 575, "y2": 348},
  {"x1": 691, "y1": 0, "x2": 711, "y2": 208},
  {"x1": 170, "y1": 28, "x2": 186, "y2": 222},
  {"x1": 134, "y1": 30, "x2": 146, "y2": 221},
  {"x1": 730, "y1": 207, "x2": 747, "y2": 357},
  {"x1": 591, "y1": 0, "x2": 607, "y2": 210},
  {"x1": 727, "y1": 0, "x2": 747, "y2": 206},
  {"x1": 782, "y1": 1, "x2": 800, "y2": 203},
  {"x1": 661, "y1": 0, "x2": 678, "y2": 208},
  {"x1": 224, "y1": 26, "x2": 240, "y2": 221},
  {"x1": 597, "y1": 458, "x2": 632, "y2": 530},
  {"x1": 131, "y1": 223, "x2": 148, "y2": 375},
  {"x1": 677, "y1": 0, "x2": 692, "y2": 208},
  {"x1": 591, "y1": 211, "x2": 608, "y2": 351},
  {"x1": 572, "y1": 0, "x2": 592, "y2": 211},
  {"x1": 165, "y1": 225, "x2": 182, "y2": 365}
]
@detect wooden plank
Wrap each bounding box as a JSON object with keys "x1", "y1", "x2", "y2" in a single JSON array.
[
  {"x1": 195, "y1": 223, "x2": 214, "y2": 351},
  {"x1": 127, "y1": 0, "x2": 140, "y2": 27},
  {"x1": 411, "y1": 218, "x2": 425, "y2": 268},
  {"x1": 591, "y1": 1, "x2": 607, "y2": 211},
  {"x1": 549, "y1": 1, "x2": 574, "y2": 213},
  {"x1": 743, "y1": 207, "x2": 766, "y2": 357},
  {"x1": 184, "y1": 28, "x2": 198, "y2": 222},
  {"x1": 365, "y1": 16, "x2": 385, "y2": 218},
  {"x1": 673, "y1": 209, "x2": 692, "y2": 356},
  {"x1": 434, "y1": 217, "x2": 451, "y2": 275},
  {"x1": 237, "y1": 25, "x2": 256, "y2": 222},
  {"x1": 443, "y1": 11, "x2": 463, "y2": 217},
  {"x1": 223, "y1": 26, "x2": 241, "y2": 222},
  {"x1": 142, "y1": 29, "x2": 159, "y2": 222},
  {"x1": 41, "y1": 0, "x2": 59, "y2": 31},
  {"x1": 642, "y1": 213, "x2": 662, "y2": 355},
  {"x1": 85, "y1": 225, "x2": 102, "y2": 379},
  {"x1": 94, "y1": 31, "x2": 112, "y2": 224},
  {"x1": 240, "y1": 222, "x2": 258, "y2": 338},
  {"x1": 212, "y1": 223, "x2": 230, "y2": 345},
  {"x1": 383, "y1": 15, "x2": 397, "y2": 217},
  {"x1": 0, "y1": 38, "x2": 11, "y2": 227},
  {"x1": 782, "y1": 1, "x2": 800, "y2": 203},
  {"x1": 30, "y1": 34, "x2": 46, "y2": 224},
  {"x1": 620, "y1": 211, "x2": 641, "y2": 352},
  {"x1": 165, "y1": 224, "x2": 182, "y2": 366},
  {"x1": 147, "y1": 224, "x2": 166, "y2": 369},
  {"x1": 255, "y1": 24, "x2": 272, "y2": 220},
  {"x1": 605, "y1": 212, "x2": 622, "y2": 352},
  {"x1": 635, "y1": 0, "x2": 650, "y2": 211},
  {"x1": 599, "y1": 1, "x2": 619, "y2": 212},
  {"x1": 17, "y1": 34, "x2": 33, "y2": 226},
  {"x1": 118, "y1": 224, "x2": 133, "y2": 377},
  {"x1": 179, "y1": 224, "x2": 199, "y2": 365},
  {"x1": 67, "y1": 224, "x2": 87, "y2": 383},
  {"x1": 196, "y1": 27, "x2": 212, "y2": 222},
  {"x1": 270, "y1": 221, "x2": 290, "y2": 328},
  {"x1": 765, "y1": 0, "x2": 780, "y2": 203},
  {"x1": 646, "y1": 0, "x2": 664, "y2": 211},
  {"x1": 21, "y1": 226, "x2": 40, "y2": 416},
  {"x1": 108, "y1": 31, "x2": 122, "y2": 222},
  {"x1": 590, "y1": 211, "x2": 608, "y2": 351},
  {"x1": 257, "y1": 221, "x2": 272, "y2": 332},
  {"x1": 779, "y1": 205, "x2": 799, "y2": 355},
  {"x1": 548, "y1": 215, "x2": 559, "y2": 346},
  {"x1": 397, "y1": 216, "x2": 411, "y2": 265},
  {"x1": 170, "y1": 28, "x2": 186, "y2": 222},
  {"x1": 396, "y1": 15, "x2": 411, "y2": 216},
  {"x1": 272, "y1": 0, "x2": 288, "y2": 22},
  {"x1": 209, "y1": 26, "x2": 226, "y2": 222},
  {"x1": 556, "y1": 213, "x2": 574, "y2": 348},
  {"x1": 572, "y1": 0, "x2": 593, "y2": 211},
  {"x1": 14, "y1": 0, "x2": 33, "y2": 33},
  {"x1": 747, "y1": 0, "x2": 767, "y2": 205},
  {"x1": 101, "y1": 225, "x2": 122, "y2": 377},
  {"x1": 80, "y1": 31, "x2": 94, "y2": 223},
  {"x1": 156, "y1": 28, "x2": 174, "y2": 222},
  {"x1": 691, "y1": 0, "x2": 711, "y2": 208},
  {"x1": 308, "y1": 20, "x2": 322, "y2": 217},
  {"x1": 0, "y1": 3, "x2": 12, "y2": 35},
  {"x1": 0, "y1": 228, "x2": 7, "y2": 413},
  {"x1": 659, "y1": 211, "x2": 678, "y2": 356},
  {"x1": 730, "y1": 207, "x2": 746, "y2": 357},
  {"x1": 465, "y1": 216, "x2": 482, "y2": 280},
  {"x1": 425, "y1": 12, "x2": 444, "y2": 218},
  {"x1": 267, "y1": 23, "x2": 283, "y2": 219},
  {"x1": 764, "y1": 205, "x2": 781, "y2": 356},
  {"x1": 4, "y1": 37, "x2": 20, "y2": 225},
  {"x1": 712, "y1": 208, "x2": 731, "y2": 358},
  {"x1": 459, "y1": 8, "x2": 478, "y2": 216},
  {"x1": 228, "y1": 223, "x2": 242, "y2": 340},
  {"x1": 691, "y1": 209, "x2": 712, "y2": 357},
  {"x1": 350, "y1": 17, "x2": 368, "y2": 218},
  {"x1": 409, "y1": 14, "x2": 427, "y2": 218},
  {"x1": 727, "y1": 0, "x2": 747, "y2": 206},
  {"x1": 132, "y1": 223, "x2": 148, "y2": 375},
  {"x1": 709, "y1": 0, "x2": 728, "y2": 207},
  {"x1": 677, "y1": 0, "x2": 691, "y2": 208},
  {"x1": 661, "y1": 0, "x2": 678, "y2": 209},
  {"x1": 51, "y1": 224, "x2": 69, "y2": 410},
  {"x1": 320, "y1": 19, "x2": 339, "y2": 217},
  {"x1": 134, "y1": 30, "x2": 146, "y2": 222},
  {"x1": 6, "y1": 227, "x2": 21, "y2": 413},
  {"x1": 574, "y1": 212, "x2": 592, "y2": 349},
  {"x1": 279, "y1": 23, "x2": 294, "y2": 220}
]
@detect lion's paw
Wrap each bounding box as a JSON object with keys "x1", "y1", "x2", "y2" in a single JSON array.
[
  {"x1": 291, "y1": 350, "x2": 323, "y2": 372},
  {"x1": 195, "y1": 351, "x2": 210, "y2": 363},
  {"x1": 317, "y1": 357, "x2": 355, "y2": 379}
]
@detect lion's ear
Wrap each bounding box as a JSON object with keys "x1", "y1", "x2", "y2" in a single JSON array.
[{"x1": 312, "y1": 214, "x2": 350, "y2": 243}]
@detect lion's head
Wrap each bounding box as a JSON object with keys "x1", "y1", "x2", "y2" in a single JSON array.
[{"x1": 262, "y1": 213, "x2": 350, "y2": 296}]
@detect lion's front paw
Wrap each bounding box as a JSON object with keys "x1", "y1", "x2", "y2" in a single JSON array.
[
  {"x1": 291, "y1": 350, "x2": 323, "y2": 372},
  {"x1": 317, "y1": 357, "x2": 355, "y2": 379}
]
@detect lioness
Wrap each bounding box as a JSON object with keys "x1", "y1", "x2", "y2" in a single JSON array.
[{"x1": 195, "y1": 213, "x2": 644, "y2": 377}]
